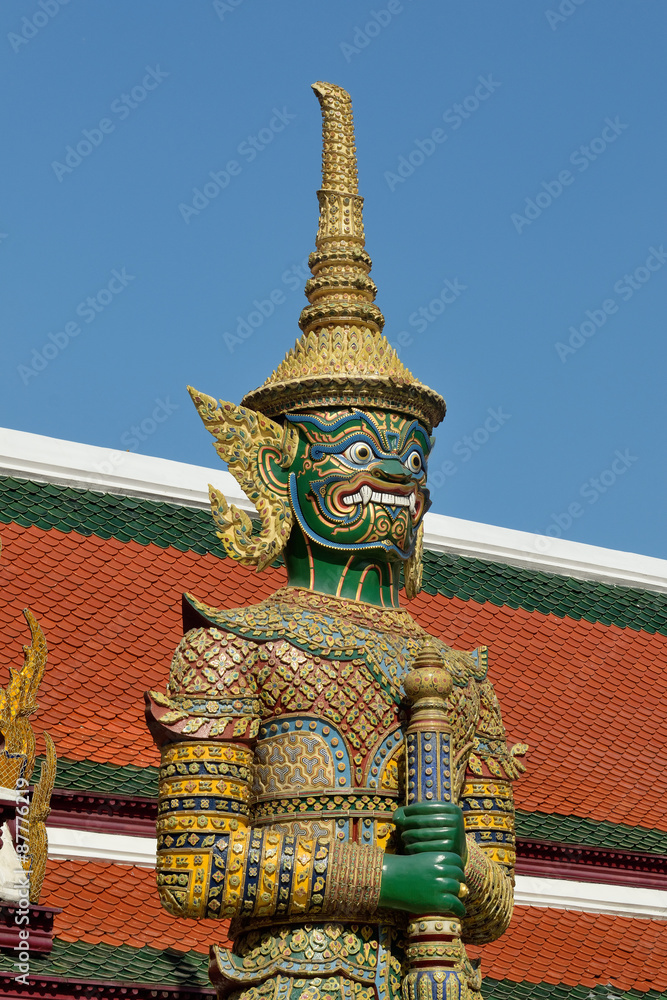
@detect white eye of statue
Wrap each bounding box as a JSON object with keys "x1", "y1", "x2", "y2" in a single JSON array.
[
  {"x1": 343, "y1": 442, "x2": 373, "y2": 465},
  {"x1": 405, "y1": 452, "x2": 423, "y2": 473}
]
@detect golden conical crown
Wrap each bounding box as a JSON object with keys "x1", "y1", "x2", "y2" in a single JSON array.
[{"x1": 242, "y1": 82, "x2": 446, "y2": 432}]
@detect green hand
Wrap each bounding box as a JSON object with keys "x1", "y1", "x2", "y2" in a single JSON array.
[
  {"x1": 378, "y1": 851, "x2": 466, "y2": 917},
  {"x1": 378, "y1": 802, "x2": 468, "y2": 916},
  {"x1": 394, "y1": 802, "x2": 468, "y2": 864}
]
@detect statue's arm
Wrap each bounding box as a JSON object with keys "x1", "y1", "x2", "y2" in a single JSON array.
[
  {"x1": 145, "y1": 627, "x2": 385, "y2": 921},
  {"x1": 459, "y1": 678, "x2": 526, "y2": 944}
]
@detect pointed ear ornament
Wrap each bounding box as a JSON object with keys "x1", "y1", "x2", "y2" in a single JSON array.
[
  {"x1": 403, "y1": 521, "x2": 424, "y2": 599},
  {"x1": 188, "y1": 387, "x2": 298, "y2": 571}
]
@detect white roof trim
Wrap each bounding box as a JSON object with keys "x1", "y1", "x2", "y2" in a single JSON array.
[
  {"x1": 514, "y1": 873, "x2": 667, "y2": 919},
  {"x1": 0, "y1": 426, "x2": 232, "y2": 509},
  {"x1": 2, "y1": 426, "x2": 666, "y2": 593},
  {"x1": 46, "y1": 826, "x2": 157, "y2": 867},
  {"x1": 44, "y1": 826, "x2": 667, "y2": 917}
]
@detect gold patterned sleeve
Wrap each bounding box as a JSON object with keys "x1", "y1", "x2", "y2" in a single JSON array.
[
  {"x1": 459, "y1": 678, "x2": 527, "y2": 945},
  {"x1": 145, "y1": 626, "x2": 385, "y2": 922},
  {"x1": 152, "y1": 739, "x2": 335, "y2": 920}
]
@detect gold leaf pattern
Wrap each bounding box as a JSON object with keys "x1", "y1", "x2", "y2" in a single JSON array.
[
  {"x1": 0, "y1": 608, "x2": 56, "y2": 903},
  {"x1": 188, "y1": 389, "x2": 298, "y2": 570}
]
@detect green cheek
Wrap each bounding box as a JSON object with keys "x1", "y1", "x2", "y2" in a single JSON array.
[{"x1": 289, "y1": 469, "x2": 417, "y2": 558}]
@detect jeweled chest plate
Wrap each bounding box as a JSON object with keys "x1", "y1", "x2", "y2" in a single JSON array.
[{"x1": 168, "y1": 590, "x2": 488, "y2": 850}]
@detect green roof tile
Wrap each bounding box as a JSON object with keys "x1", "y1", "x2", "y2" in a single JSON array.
[
  {"x1": 0, "y1": 938, "x2": 212, "y2": 989},
  {"x1": 0, "y1": 941, "x2": 663, "y2": 1000},
  {"x1": 42, "y1": 756, "x2": 667, "y2": 855},
  {"x1": 40, "y1": 755, "x2": 159, "y2": 797},
  {"x1": 482, "y1": 980, "x2": 666, "y2": 1000},
  {"x1": 516, "y1": 810, "x2": 667, "y2": 854},
  {"x1": 419, "y1": 549, "x2": 667, "y2": 636},
  {"x1": 0, "y1": 476, "x2": 226, "y2": 559},
  {"x1": 2, "y1": 476, "x2": 667, "y2": 635}
]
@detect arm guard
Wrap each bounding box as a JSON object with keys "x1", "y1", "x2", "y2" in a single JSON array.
[
  {"x1": 460, "y1": 678, "x2": 527, "y2": 944},
  {"x1": 155, "y1": 739, "x2": 332, "y2": 920}
]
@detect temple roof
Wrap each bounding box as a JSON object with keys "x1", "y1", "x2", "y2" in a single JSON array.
[
  {"x1": 1, "y1": 429, "x2": 666, "y2": 998},
  {"x1": 1, "y1": 860, "x2": 666, "y2": 995}
]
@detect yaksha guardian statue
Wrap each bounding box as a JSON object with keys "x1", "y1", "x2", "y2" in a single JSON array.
[{"x1": 146, "y1": 82, "x2": 526, "y2": 1000}]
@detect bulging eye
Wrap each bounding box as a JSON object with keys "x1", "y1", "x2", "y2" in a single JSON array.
[
  {"x1": 343, "y1": 442, "x2": 373, "y2": 465},
  {"x1": 405, "y1": 452, "x2": 423, "y2": 474}
]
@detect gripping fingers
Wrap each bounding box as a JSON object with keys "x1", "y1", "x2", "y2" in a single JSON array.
[
  {"x1": 434, "y1": 875, "x2": 466, "y2": 897},
  {"x1": 394, "y1": 803, "x2": 458, "y2": 827},
  {"x1": 396, "y1": 804, "x2": 467, "y2": 863},
  {"x1": 432, "y1": 855, "x2": 465, "y2": 882},
  {"x1": 404, "y1": 838, "x2": 462, "y2": 856},
  {"x1": 432, "y1": 891, "x2": 466, "y2": 919},
  {"x1": 402, "y1": 815, "x2": 461, "y2": 830},
  {"x1": 402, "y1": 825, "x2": 460, "y2": 847}
]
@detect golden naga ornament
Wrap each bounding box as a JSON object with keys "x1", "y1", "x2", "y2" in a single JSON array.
[{"x1": 0, "y1": 607, "x2": 57, "y2": 903}]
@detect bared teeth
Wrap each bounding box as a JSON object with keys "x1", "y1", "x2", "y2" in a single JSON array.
[{"x1": 341, "y1": 488, "x2": 417, "y2": 512}]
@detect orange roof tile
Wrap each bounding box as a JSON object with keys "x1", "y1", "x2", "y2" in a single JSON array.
[
  {"x1": 468, "y1": 906, "x2": 667, "y2": 992},
  {"x1": 2, "y1": 522, "x2": 666, "y2": 830},
  {"x1": 44, "y1": 859, "x2": 230, "y2": 954},
  {"x1": 0, "y1": 523, "x2": 283, "y2": 769},
  {"x1": 408, "y1": 589, "x2": 667, "y2": 829},
  {"x1": 43, "y1": 859, "x2": 667, "y2": 993}
]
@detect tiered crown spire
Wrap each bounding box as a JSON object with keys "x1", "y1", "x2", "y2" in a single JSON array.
[
  {"x1": 297, "y1": 81, "x2": 383, "y2": 340},
  {"x1": 242, "y1": 82, "x2": 446, "y2": 432}
]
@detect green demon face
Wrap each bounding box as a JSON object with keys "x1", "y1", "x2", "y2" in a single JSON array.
[{"x1": 282, "y1": 409, "x2": 433, "y2": 559}]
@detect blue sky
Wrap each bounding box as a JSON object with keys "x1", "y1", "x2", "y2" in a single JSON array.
[{"x1": 2, "y1": 0, "x2": 666, "y2": 558}]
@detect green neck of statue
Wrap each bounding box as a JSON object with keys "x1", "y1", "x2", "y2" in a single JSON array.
[{"x1": 284, "y1": 530, "x2": 401, "y2": 608}]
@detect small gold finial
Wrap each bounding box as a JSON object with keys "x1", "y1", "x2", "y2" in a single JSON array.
[
  {"x1": 0, "y1": 608, "x2": 57, "y2": 903},
  {"x1": 404, "y1": 638, "x2": 453, "y2": 704}
]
